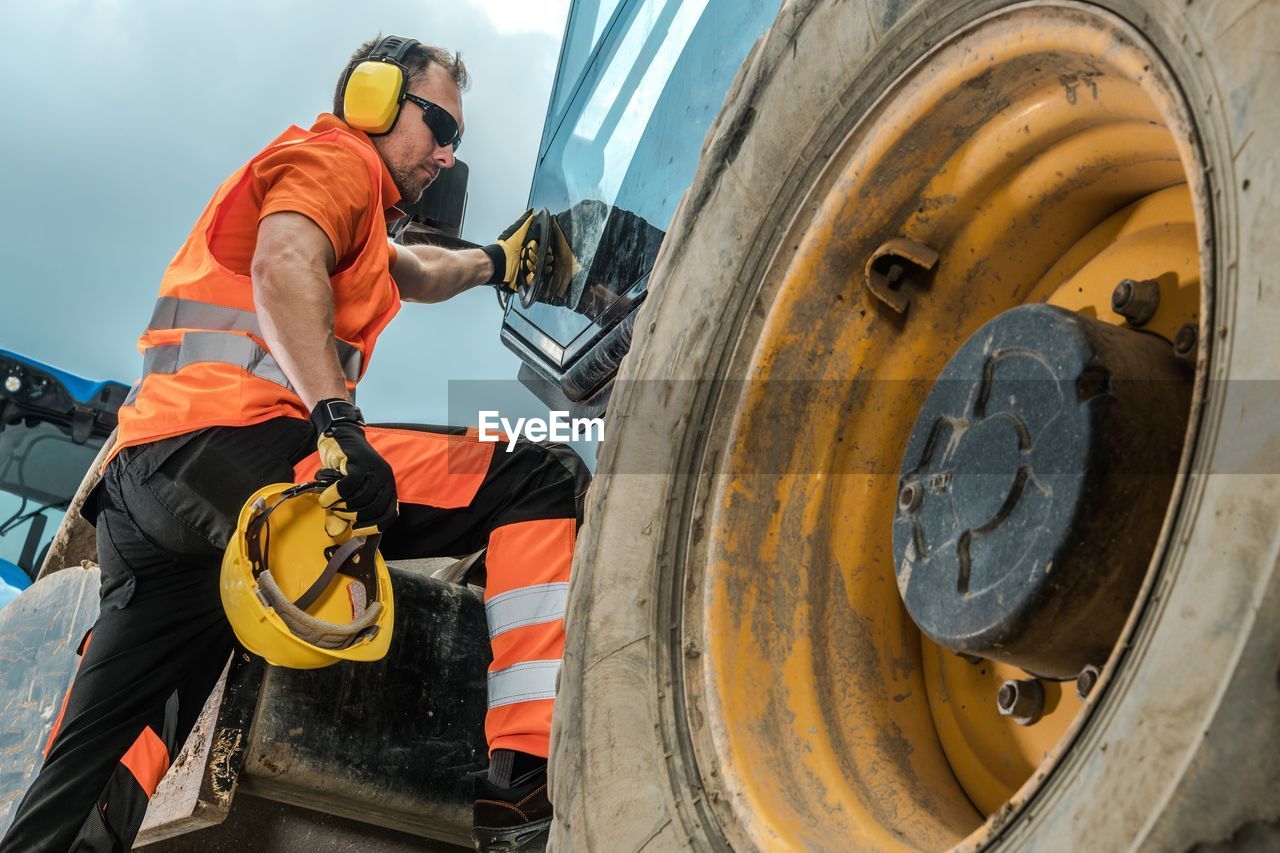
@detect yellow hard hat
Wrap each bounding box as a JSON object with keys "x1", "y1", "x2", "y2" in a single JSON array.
[{"x1": 220, "y1": 481, "x2": 394, "y2": 669}]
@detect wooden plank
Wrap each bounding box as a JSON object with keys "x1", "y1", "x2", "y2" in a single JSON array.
[{"x1": 136, "y1": 652, "x2": 264, "y2": 846}]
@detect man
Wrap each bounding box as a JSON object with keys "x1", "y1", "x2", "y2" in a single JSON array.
[{"x1": 1, "y1": 35, "x2": 585, "y2": 853}]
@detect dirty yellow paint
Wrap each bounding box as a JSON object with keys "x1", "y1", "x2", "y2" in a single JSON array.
[
  {"x1": 923, "y1": 645, "x2": 1084, "y2": 816},
  {"x1": 685, "y1": 6, "x2": 1203, "y2": 852}
]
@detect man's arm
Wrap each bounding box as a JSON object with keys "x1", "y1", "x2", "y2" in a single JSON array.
[
  {"x1": 390, "y1": 241, "x2": 494, "y2": 304},
  {"x1": 252, "y1": 211, "x2": 349, "y2": 408}
]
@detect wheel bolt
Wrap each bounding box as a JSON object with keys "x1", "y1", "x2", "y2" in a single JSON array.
[
  {"x1": 1173, "y1": 323, "x2": 1198, "y2": 360},
  {"x1": 1076, "y1": 664, "x2": 1101, "y2": 699},
  {"x1": 1111, "y1": 278, "x2": 1161, "y2": 326},
  {"x1": 996, "y1": 678, "x2": 1045, "y2": 726},
  {"x1": 897, "y1": 481, "x2": 922, "y2": 513}
]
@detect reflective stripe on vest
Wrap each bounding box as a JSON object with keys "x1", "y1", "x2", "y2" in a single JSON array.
[
  {"x1": 147, "y1": 296, "x2": 364, "y2": 382},
  {"x1": 124, "y1": 332, "x2": 295, "y2": 407},
  {"x1": 484, "y1": 582, "x2": 569, "y2": 639},
  {"x1": 149, "y1": 295, "x2": 259, "y2": 334},
  {"x1": 487, "y1": 659, "x2": 560, "y2": 709}
]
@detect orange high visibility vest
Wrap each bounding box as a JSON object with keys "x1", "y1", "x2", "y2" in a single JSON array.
[{"x1": 109, "y1": 122, "x2": 401, "y2": 462}]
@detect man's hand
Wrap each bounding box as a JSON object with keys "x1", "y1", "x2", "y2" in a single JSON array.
[
  {"x1": 484, "y1": 209, "x2": 542, "y2": 292},
  {"x1": 311, "y1": 400, "x2": 398, "y2": 537}
]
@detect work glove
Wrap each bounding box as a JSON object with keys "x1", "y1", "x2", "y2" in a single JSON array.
[
  {"x1": 310, "y1": 399, "x2": 398, "y2": 537},
  {"x1": 484, "y1": 208, "x2": 548, "y2": 293},
  {"x1": 483, "y1": 208, "x2": 580, "y2": 304}
]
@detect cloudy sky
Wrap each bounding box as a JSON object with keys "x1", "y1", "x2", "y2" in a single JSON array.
[{"x1": 0, "y1": 0, "x2": 570, "y2": 424}]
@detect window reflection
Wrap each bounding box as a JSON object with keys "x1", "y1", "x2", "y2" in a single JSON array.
[
  {"x1": 541, "y1": 200, "x2": 664, "y2": 317},
  {"x1": 570, "y1": 0, "x2": 706, "y2": 204},
  {"x1": 515, "y1": 0, "x2": 783, "y2": 364}
]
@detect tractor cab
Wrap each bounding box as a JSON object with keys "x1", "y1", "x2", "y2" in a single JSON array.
[{"x1": 0, "y1": 351, "x2": 127, "y2": 603}]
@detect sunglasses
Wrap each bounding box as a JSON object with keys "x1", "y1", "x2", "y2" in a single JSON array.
[{"x1": 403, "y1": 93, "x2": 462, "y2": 152}]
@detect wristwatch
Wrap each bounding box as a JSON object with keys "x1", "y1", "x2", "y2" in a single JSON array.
[{"x1": 310, "y1": 398, "x2": 366, "y2": 436}]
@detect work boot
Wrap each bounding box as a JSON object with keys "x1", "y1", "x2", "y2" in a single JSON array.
[{"x1": 472, "y1": 750, "x2": 551, "y2": 852}]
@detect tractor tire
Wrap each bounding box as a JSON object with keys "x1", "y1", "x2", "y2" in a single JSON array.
[{"x1": 550, "y1": 1, "x2": 1280, "y2": 851}]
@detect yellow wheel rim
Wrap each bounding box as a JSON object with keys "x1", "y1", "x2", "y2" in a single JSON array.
[{"x1": 682, "y1": 6, "x2": 1206, "y2": 850}]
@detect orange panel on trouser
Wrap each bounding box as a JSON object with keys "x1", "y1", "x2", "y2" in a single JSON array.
[
  {"x1": 293, "y1": 426, "x2": 495, "y2": 508},
  {"x1": 484, "y1": 518, "x2": 576, "y2": 757},
  {"x1": 486, "y1": 622, "x2": 565, "y2": 757},
  {"x1": 484, "y1": 518, "x2": 576, "y2": 598},
  {"x1": 489, "y1": 621, "x2": 566, "y2": 673},
  {"x1": 45, "y1": 630, "x2": 93, "y2": 757},
  {"x1": 486, "y1": 699, "x2": 555, "y2": 758},
  {"x1": 119, "y1": 726, "x2": 170, "y2": 798}
]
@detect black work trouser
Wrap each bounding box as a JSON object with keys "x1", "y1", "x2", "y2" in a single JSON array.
[{"x1": 0, "y1": 418, "x2": 588, "y2": 853}]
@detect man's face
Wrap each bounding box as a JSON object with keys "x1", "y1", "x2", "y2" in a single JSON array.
[{"x1": 375, "y1": 62, "x2": 464, "y2": 205}]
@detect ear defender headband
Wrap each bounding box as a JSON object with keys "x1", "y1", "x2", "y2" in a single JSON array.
[{"x1": 342, "y1": 35, "x2": 422, "y2": 135}]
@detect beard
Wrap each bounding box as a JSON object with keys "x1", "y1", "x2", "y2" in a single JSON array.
[{"x1": 389, "y1": 162, "x2": 430, "y2": 207}]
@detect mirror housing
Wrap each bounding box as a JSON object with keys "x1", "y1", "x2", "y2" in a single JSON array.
[{"x1": 398, "y1": 160, "x2": 469, "y2": 239}]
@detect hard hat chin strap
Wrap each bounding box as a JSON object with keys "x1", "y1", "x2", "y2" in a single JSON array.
[
  {"x1": 257, "y1": 571, "x2": 383, "y2": 650},
  {"x1": 246, "y1": 481, "x2": 328, "y2": 570},
  {"x1": 292, "y1": 535, "x2": 367, "y2": 611},
  {"x1": 245, "y1": 482, "x2": 385, "y2": 651}
]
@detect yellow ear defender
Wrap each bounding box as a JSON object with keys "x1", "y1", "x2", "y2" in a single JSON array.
[{"x1": 341, "y1": 35, "x2": 422, "y2": 135}]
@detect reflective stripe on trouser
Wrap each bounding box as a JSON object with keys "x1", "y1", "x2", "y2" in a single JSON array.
[
  {"x1": 485, "y1": 582, "x2": 569, "y2": 639},
  {"x1": 294, "y1": 424, "x2": 590, "y2": 758}
]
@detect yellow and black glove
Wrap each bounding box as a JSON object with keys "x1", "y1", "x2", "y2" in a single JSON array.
[
  {"x1": 310, "y1": 399, "x2": 398, "y2": 537},
  {"x1": 483, "y1": 208, "x2": 581, "y2": 305},
  {"x1": 484, "y1": 208, "x2": 544, "y2": 293}
]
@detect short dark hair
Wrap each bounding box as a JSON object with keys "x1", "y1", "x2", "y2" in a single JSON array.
[{"x1": 334, "y1": 36, "x2": 470, "y2": 118}]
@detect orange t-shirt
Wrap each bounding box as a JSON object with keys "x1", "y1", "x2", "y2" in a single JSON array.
[{"x1": 206, "y1": 115, "x2": 401, "y2": 273}]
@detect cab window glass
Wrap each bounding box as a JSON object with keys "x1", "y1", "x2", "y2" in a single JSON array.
[
  {"x1": 548, "y1": 0, "x2": 627, "y2": 120},
  {"x1": 0, "y1": 490, "x2": 66, "y2": 574},
  {"x1": 517, "y1": 0, "x2": 781, "y2": 357},
  {"x1": 0, "y1": 420, "x2": 98, "y2": 580}
]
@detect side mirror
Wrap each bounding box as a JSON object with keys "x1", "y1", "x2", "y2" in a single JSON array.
[{"x1": 399, "y1": 160, "x2": 469, "y2": 238}]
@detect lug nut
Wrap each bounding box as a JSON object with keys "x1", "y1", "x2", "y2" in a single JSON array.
[
  {"x1": 897, "y1": 481, "x2": 923, "y2": 513},
  {"x1": 1173, "y1": 323, "x2": 1198, "y2": 360},
  {"x1": 1111, "y1": 278, "x2": 1161, "y2": 326},
  {"x1": 1076, "y1": 664, "x2": 1101, "y2": 699},
  {"x1": 996, "y1": 678, "x2": 1045, "y2": 726}
]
